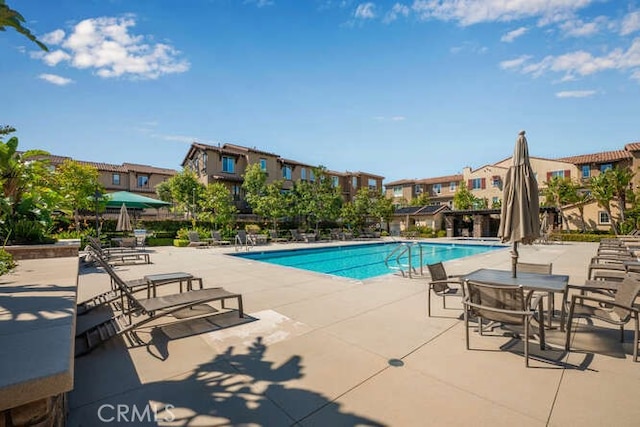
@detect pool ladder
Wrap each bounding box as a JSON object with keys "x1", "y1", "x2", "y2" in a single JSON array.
[
  {"x1": 384, "y1": 242, "x2": 424, "y2": 278},
  {"x1": 234, "y1": 234, "x2": 256, "y2": 252}
]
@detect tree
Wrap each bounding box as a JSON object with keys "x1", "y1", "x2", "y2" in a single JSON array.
[
  {"x1": 199, "y1": 182, "x2": 237, "y2": 231},
  {"x1": 542, "y1": 176, "x2": 580, "y2": 231},
  {"x1": 242, "y1": 163, "x2": 268, "y2": 209},
  {"x1": 607, "y1": 166, "x2": 635, "y2": 225},
  {"x1": 54, "y1": 160, "x2": 102, "y2": 231},
  {"x1": 452, "y1": 181, "x2": 475, "y2": 210},
  {"x1": 161, "y1": 169, "x2": 204, "y2": 221},
  {"x1": 589, "y1": 173, "x2": 615, "y2": 233},
  {"x1": 410, "y1": 193, "x2": 430, "y2": 206},
  {"x1": 293, "y1": 167, "x2": 342, "y2": 232},
  {"x1": 0, "y1": 1, "x2": 48, "y2": 51},
  {"x1": 372, "y1": 194, "x2": 395, "y2": 233},
  {"x1": 0, "y1": 134, "x2": 55, "y2": 243}
]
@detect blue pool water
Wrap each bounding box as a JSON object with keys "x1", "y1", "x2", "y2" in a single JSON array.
[{"x1": 232, "y1": 242, "x2": 503, "y2": 280}]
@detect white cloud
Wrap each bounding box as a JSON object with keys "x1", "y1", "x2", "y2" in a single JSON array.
[
  {"x1": 559, "y1": 17, "x2": 607, "y2": 37},
  {"x1": 621, "y1": 11, "x2": 640, "y2": 36},
  {"x1": 355, "y1": 2, "x2": 376, "y2": 20},
  {"x1": 499, "y1": 55, "x2": 532, "y2": 69},
  {"x1": 32, "y1": 16, "x2": 190, "y2": 80},
  {"x1": 504, "y1": 38, "x2": 640, "y2": 81},
  {"x1": 38, "y1": 73, "x2": 73, "y2": 86},
  {"x1": 410, "y1": 0, "x2": 594, "y2": 26},
  {"x1": 501, "y1": 26, "x2": 527, "y2": 42},
  {"x1": 41, "y1": 29, "x2": 65, "y2": 45},
  {"x1": 555, "y1": 90, "x2": 596, "y2": 98},
  {"x1": 383, "y1": 3, "x2": 410, "y2": 23},
  {"x1": 243, "y1": 0, "x2": 274, "y2": 7}
]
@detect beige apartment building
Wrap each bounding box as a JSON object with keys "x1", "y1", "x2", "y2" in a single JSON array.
[
  {"x1": 182, "y1": 142, "x2": 384, "y2": 213},
  {"x1": 388, "y1": 141, "x2": 640, "y2": 235}
]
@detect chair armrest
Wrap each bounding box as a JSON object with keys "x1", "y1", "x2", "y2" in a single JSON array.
[
  {"x1": 569, "y1": 294, "x2": 639, "y2": 313},
  {"x1": 429, "y1": 278, "x2": 462, "y2": 286}
]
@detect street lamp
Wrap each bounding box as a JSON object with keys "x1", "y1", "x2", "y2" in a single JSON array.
[{"x1": 93, "y1": 189, "x2": 102, "y2": 239}]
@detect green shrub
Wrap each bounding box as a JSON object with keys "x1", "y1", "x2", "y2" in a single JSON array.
[
  {"x1": 550, "y1": 232, "x2": 608, "y2": 242},
  {"x1": 173, "y1": 239, "x2": 190, "y2": 247},
  {"x1": 436, "y1": 230, "x2": 447, "y2": 238},
  {"x1": 147, "y1": 237, "x2": 174, "y2": 246},
  {"x1": 0, "y1": 249, "x2": 16, "y2": 276}
]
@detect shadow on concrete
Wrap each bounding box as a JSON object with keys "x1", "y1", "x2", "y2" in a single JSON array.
[{"x1": 69, "y1": 335, "x2": 387, "y2": 426}]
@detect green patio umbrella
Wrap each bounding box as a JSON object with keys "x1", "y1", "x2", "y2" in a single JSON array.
[{"x1": 103, "y1": 191, "x2": 171, "y2": 209}]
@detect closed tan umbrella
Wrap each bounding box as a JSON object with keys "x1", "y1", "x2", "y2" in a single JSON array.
[
  {"x1": 116, "y1": 203, "x2": 132, "y2": 232},
  {"x1": 498, "y1": 130, "x2": 540, "y2": 277}
]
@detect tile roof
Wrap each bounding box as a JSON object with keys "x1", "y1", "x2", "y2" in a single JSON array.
[
  {"x1": 624, "y1": 142, "x2": 640, "y2": 151},
  {"x1": 416, "y1": 174, "x2": 463, "y2": 185},
  {"x1": 557, "y1": 150, "x2": 633, "y2": 164},
  {"x1": 122, "y1": 163, "x2": 177, "y2": 175}
]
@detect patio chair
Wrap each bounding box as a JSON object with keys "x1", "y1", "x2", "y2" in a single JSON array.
[
  {"x1": 516, "y1": 262, "x2": 554, "y2": 327},
  {"x1": 426, "y1": 262, "x2": 463, "y2": 317},
  {"x1": 210, "y1": 230, "x2": 231, "y2": 246},
  {"x1": 564, "y1": 274, "x2": 640, "y2": 362},
  {"x1": 463, "y1": 280, "x2": 546, "y2": 367},
  {"x1": 133, "y1": 229, "x2": 147, "y2": 250},
  {"x1": 187, "y1": 231, "x2": 209, "y2": 248},
  {"x1": 76, "y1": 252, "x2": 244, "y2": 357},
  {"x1": 78, "y1": 246, "x2": 203, "y2": 315}
]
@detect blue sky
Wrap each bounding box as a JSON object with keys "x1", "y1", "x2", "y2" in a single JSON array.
[{"x1": 1, "y1": 0, "x2": 639, "y2": 183}]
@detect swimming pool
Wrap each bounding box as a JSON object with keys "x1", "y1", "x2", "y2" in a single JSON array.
[{"x1": 232, "y1": 241, "x2": 503, "y2": 280}]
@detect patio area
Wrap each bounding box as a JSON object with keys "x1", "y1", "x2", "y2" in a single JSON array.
[{"x1": 68, "y1": 240, "x2": 639, "y2": 426}]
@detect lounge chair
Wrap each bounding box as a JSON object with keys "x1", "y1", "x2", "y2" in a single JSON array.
[
  {"x1": 269, "y1": 229, "x2": 289, "y2": 243},
  {"x1": 86, "y1": 238, "x2": 151, "y2": 265},
  {"x1": 210, "y1": 230, "x2": 231, "y2": 246},
  {"x1": 291, "y1": 230, "x2": 316, "y2": 242},
  {"x1": 187, "y1": 231, "x2": 210, "y2": 248},
  {"x1": 76, "y1": 253, "x2": 244, "y2": 357},
  {"x1": 78, "y1": 246, "x2": 204, "y2": 315},
  {"x1": 463, "y1": 280, "x2": 546, "y2": 367},
  {"x1": 564, "y1": 273, "x2": 640, "y2": 362},
  {"x1": 426, "y1": 262, "x2": 463, "y2": 317}
]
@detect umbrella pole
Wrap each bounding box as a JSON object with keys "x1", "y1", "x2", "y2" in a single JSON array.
[{"x1": 511, "y1": 241, "x2": 519, "y2": 278}]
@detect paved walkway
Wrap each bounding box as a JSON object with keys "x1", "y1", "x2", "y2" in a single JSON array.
[{"x1": 69, "y1": 240, "x2": 640, "y2": 426}]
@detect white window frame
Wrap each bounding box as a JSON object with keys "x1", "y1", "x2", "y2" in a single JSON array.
[
  {"x1": 450, "y1": 182, "x2": 457, "y2": 191},
  {"x1": 393, "y1": 186, "x2": 403, "y2": 197},
  {"x1": 112, "y1": 173, "x2": 120, "y2": 185},
  {"x1": 282, "y1": 165, "x2": 292, "y2": 180},
  {"x1": 137, "y1": 175, "x2": 149, "y2": 188},
  {"x1": 432, "y1": 183, "x2": 441, "y2": 194},
  {"x1": 471, "y1": 178, "x2": 482, "y2": 190},
  {"x1": 301, "y1": 167, "x2": 306, "y2": 180},
  {"x1": 581, "y1": 165, "x2": 590, "y2": 178},
  {"x1": 598, "y1": 211, "x2": 611, "y2": 224},
  {"x1": 368, "y1": 178, "x2": 377, "y2": 190}
]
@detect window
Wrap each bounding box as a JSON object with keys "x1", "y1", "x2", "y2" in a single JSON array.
[
  {"x1": 331, "y1": 176, "x2": 339, "y2": 188},
  {"x1": 492, "y1": 196, "x2": 499, "y2": 206},
  {"x1": 599, "y1": 211, "x2": 611, "y2": 224},
  {"x1": 600, "y1": 163, "x2": 613, "y2": 172},
  {"x1": 492, "y1": 176, "x2": 501, "y2": 187},
  {"x1": 222, "y1": 156, "x2": 235, "y2": 173},
  {"x1": 231, "y1": 185, "x2": 241, "y2": 201},
  {"x1": 450, "y1": 182, "x2": 457, "y2": 191},
  {"x1": 137, "y1": 175, "x2": 149, "y2": 188},
  {"x1": 309, "y1": 170, "x2": 315, "y2": 182},
  {"x1": 282, "y1": 165, "x2": 292, "y2": 180},
  {"x1": 202, "y1": 153, "x2": 208, "y2": 171},
  {"x1": 470, "y1": 178, "x2": 484, "y2": 190},
  {"x1": 546, "y1": 170, "x2": 569, "y2": 181},
  {"x1": 112, "y1": 173, "x2": 120, "y2": 185},
  {"x1": 393, "y1": 186, "x2": 403, "y2": 197},
  {"x1": 193, "y1": 158, "x2": 199, "y2": 172},
  {"x1": 352, "y1": 177, "x2": 358, "y2": 188},
  {"x1": 260, "y1": 158, "x2": 267, "y2": 171},
  {"x1": 368, "y1": 178, "x2": 377, "y2": 190},
  {"x1": 432, "y1": 183, "x2": 441, "y2": 194},
  {"x1": 581, "y1": 165, "x2": 590, "y2": 178},
  {"x1": 301, "y1": 167, "x2": 307, "y2": 180}
]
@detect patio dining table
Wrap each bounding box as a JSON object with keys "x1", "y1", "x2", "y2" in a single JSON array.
[{"x1": 463, "y1": 268, "x2": 569, "y2": 329}]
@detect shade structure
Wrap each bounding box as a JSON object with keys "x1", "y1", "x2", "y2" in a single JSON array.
[
  {"x1": 498, "y1": 130, "x2": 540, "y2": 277},
  {"x1": 116, "y1": 203, "x2": 132, "y2": 232},
  {"x1": 104, "y1": 191, "x2": 171, "y2": 209}
]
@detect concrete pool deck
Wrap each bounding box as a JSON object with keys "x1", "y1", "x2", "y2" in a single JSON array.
[{"x1": 69, "y1": 239, "x2": 640, "y2": 426}]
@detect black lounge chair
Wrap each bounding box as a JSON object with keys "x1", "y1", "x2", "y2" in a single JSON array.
[
  {"x1": 86, "y1": 237, "x2": 151, "y2": 265},
  {"x1": 76, "y1": 252, "x2": 244, "y2": 357}
]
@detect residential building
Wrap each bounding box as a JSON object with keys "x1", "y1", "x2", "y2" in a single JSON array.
[
  {"x1": 385, "y1": 174, "x2": 463, "y2": 207},
  {"x1": 182, "y1": 142, "x2": 385, "y2": 213}
]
